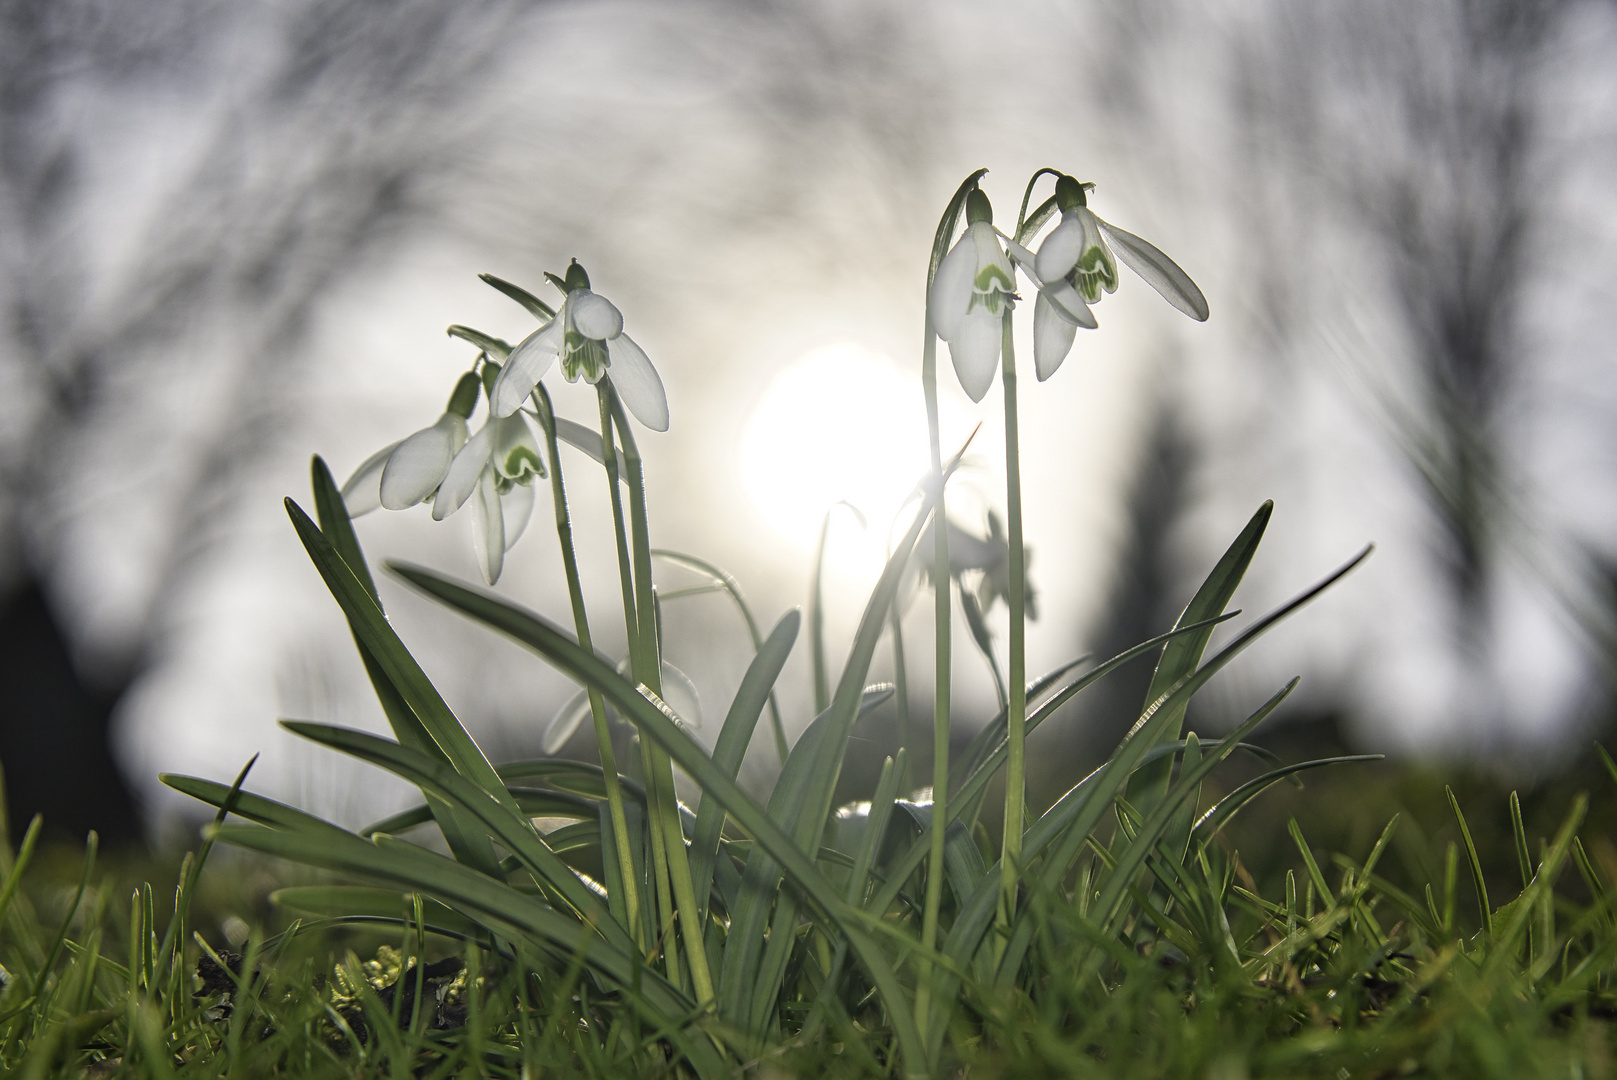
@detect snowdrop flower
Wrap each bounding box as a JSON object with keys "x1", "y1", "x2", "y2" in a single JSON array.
[
  {"x1": 491, "y1": 261, "x2": 669, "y2": 432},
  {"x1": 434, "y1": 384, "x2": 546, "y2": 584},
  {"x1": 1021, "y1": 175, "x2": 1208, "y2": 381},
  {"x1": 928, "y1": 190, "x2": 1018, "y2": 403},
  {"x1": 341, "y1": 371, "x2": 480, "y2": 516},
  {"x1": 917, "y1": 512, "x2": 1038, "y2": 621}
]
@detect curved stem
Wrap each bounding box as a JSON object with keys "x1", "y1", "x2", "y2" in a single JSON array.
[
  {"x1": 1016, "y1": 167, "x2": 1063, "y2": 237},
  {"x1": 651, "y1": 550, "x2": 789, "y2": 763}
]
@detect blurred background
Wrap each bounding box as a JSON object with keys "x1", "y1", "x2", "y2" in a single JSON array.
[{"x1": 3, "y1": 0, "x2": 1616, "y2": 847}]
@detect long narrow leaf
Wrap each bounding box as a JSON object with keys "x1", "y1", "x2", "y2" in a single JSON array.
[
  {"x1": 281, "y1": 721, "x2": 631, "y2": 951},
  {"x1": 1130, "y1": 502, "x2": 1272, "y2": 804},
  {"x1": 213, "y1": 823, "x2": 725, "y2": 1079},
  {"x1": 691, "y1": 609, "x2": 799, "y2": 920},
  {"x1": 307, "y1": 464, "x2": 504, "y2": 875},
  {"x1": 389, "y1": 563, "x2": 932, "y2": 1079},
  {"x1": 286, "y1": 500, "x2": 517, "y2": 815}
]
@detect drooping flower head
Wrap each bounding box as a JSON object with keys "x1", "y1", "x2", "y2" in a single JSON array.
[
  {"x1": 491, "y1": 261, "x2": 668, "y2": 431},
  {"x1": 1019, "y1": 174, "x2": 1209, "y2": 381},
  {"x1": 434, "y1": 360, "x2": 546, "y2": 584},
  {"x1": 917, "y1": 511, "x2": 1038, "y2": 622},
  {"x1": 341, "y1": 370, "x2": 481, "y2": 516},
  {"x1": 929, "y1": 189, "x2": 1018, "y2": 402}
]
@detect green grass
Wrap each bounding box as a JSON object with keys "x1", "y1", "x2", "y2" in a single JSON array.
[
  {"x1": 3, "y1": 754, "x2": 1616, "y2": 1077},
  {"x1": 3, "y1": 168, "x2": 1615, "y2": 1077}
]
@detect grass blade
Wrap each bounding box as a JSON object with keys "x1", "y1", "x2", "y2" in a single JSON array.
[
  {"x1": 1447, "y1": 786, "x2": 1493, "y2": 937},
  {"x1": 1192, "y1": 755, "x2": 1383, "y2": 843},
  {"x1": 388, "y1": 563, "x2": 931, "y2": 1078},
  {"x1": 1129, "y1": 501, "x2": 1273, "y2": 804}
]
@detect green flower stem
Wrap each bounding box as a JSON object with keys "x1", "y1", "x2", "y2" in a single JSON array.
[
  {"x1": 890, "y1": 602, "x2": 910, "y2": 789},
  {"x1": 532, "y1": 385, "x2": 641, "y2": 950},
  {"x1": 598, "y1": 389, "x2": 641, "y2": 660},
  {"x1": 809, "y1": 502, "x2": 861, "y2": 716},
  {"x1": 809, "y1": 510, "x2": 834, "y2": 715},
  {"x1": 912, "y1": 170, "x2": 984, "y2": 1046},
  {"x1": 596, "y1": 386, "x2": 678, "y2": 988},
  {"x1": 608, "y1": 387, "x2": 717, "y2": 1007},
  {"x1": 998, "y1": 310, "x2": 1028, "y2": 932},
  {"x1": 914, "y1": 310, "x2": 951, "y2": 1037}
]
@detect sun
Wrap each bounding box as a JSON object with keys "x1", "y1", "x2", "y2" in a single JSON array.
[{"x1": 739, "y1": 345, "x2": 931, "y2": 560}]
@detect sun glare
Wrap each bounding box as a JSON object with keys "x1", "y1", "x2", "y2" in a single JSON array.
[{"x1": 740, "y1": 346, "x2": 931, "y2": 559}]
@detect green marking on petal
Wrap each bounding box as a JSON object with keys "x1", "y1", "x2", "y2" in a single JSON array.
[
  {"x1": 561, "y1": 339, "x2": 608, "y2": 384},
  {"x1": 502, "y1": 445, "x2": 544, "y2": 482},
  {"x1": 975, "y1": 264, "x2": 1015, "y2": 293},
  {"x1": 1072, "y1": 242, "x2": 1118, "y2": 302}
]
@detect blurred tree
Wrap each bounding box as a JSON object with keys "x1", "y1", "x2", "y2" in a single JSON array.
[
  {"x1": 1232, "y1": 0, "x2": 1578, "y2": 661},
  {"x1": 1051, "y1": 385, "x2": 1194, "y2": 787},
  {"x1": 0, "y1": 0, "x2": 547, "y2": 841}
]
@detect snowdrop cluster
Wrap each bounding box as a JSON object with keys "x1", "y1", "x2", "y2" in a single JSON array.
[
  {"x1": 342, "y1": 263, "x2": 667, "y2": 584},
  {"x1": 929, "y1": 173, "x2": 1208, "y2": 401}
]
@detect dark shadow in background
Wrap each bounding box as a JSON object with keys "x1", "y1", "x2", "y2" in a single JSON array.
[
  {"x1": 0, "y1": 577, "x2": 143, "y2": 847},
  {"x1": 1050, "y1": 390, "x2": 1196, "y2": 788}
]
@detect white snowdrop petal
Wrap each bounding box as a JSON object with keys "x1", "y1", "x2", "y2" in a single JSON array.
[
  {"x1": 1077, "y1": 208, "x2": 1119, "y2": 295},
  {"x1": 949, "y1": 306, "x2": 1001, "y2": 403},
  {"x1": 607, "y1": 334, "x2": 669, "y2": 432},
  {"x1": 493, "y1": 414, "x2": 543, "y2": 481},
  {"x1": 340, "y1": 440, "x2": 401, "y2": 517},
  {"x1": 472, "y1": 466, "x2": 505, "y2": 584},
  {"x1": 1044, "y1": 280, "x2": 1098, "y2": 329},
  {"x1": 544, "y1": 688, "x2": 593, "y2": 755},
  {"x1": 970, "y1": 221, "x2": 1014, "y2": 288},
  {"x1": 1034, "y1": 292, "x2": 1080, "y2": 381},
  {"x1": 380, "y1": 414, "x2": 461, "y2": 510},
  {"x1": 492, "y1": 318, "x2": 563, "y2": 417},
  {"x1": 433, "y1": 424, "x2": 493, "y2": 520},
  {"x1": 502, "y1": 479, "x2": 535, "y2": 551},
  {"x1": 1034, "y1": 214, "x2": 1085, "y2": 282},
  {"x1": 1001, "y1": 235, "x2": 1042, "y2": 286},
  {"x1": 569, "y1": 289, "x2": 624, "y2": 340},
  {"x1": 928, "y1": 234, "x2": 975, "y2": 341},
  {"x1": 1095, "y1": 217, "x2": 1210, "y2": 321}
]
